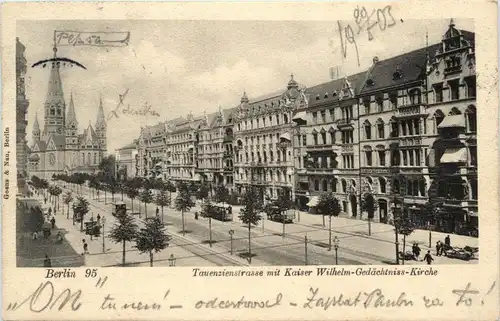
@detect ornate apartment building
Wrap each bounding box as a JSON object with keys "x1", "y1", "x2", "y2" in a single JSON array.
[
  {"x1": 132, "y1": 21, "x2": 476, "y2": 233},
  {"x1": 232, "y1": 76, "x2": 308, "y2": 203},
  {"x1": 293, "y1": 72, "x2": 368, "y2": 216},
  {"x1": 196, "y1": 107, "x2": 236, "y2": 192},
  {"x1": 425, "y1": 21, "x2": 477, "y2": 234}
]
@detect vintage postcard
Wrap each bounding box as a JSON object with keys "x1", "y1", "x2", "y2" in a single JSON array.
[{"x1": 1, "y1": 1, "x2": 498, "y2": 320}]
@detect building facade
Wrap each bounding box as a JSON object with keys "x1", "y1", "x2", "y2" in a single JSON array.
[
  {"x1": 232, "y1": 76, "x2": 308, "y2": 203},
  {"x1": 27, "y1": 46, "x2": 107, "y2": 179},
  {"x1": 116, "y1": 142, "x2": 138, "y2": 179},
  {"x1": 131, "y1": 22, "x2": 476, "y2": 233},
  {"x1": 425, "y1": 21, "x2": 477, "y2": 234},
  {"x1": 293, "y1": 72, "x2": 368, "y2": 216},
  {"x1": 16, "y1": 38, "x2": 30, "y2": 195},
  {"x1": 196, "y1": 107, "x2": 237, "y2": 193}
]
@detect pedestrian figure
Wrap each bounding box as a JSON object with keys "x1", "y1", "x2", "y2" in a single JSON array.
[
  {"x1": 82, "y1": 239, "x2": 89, "y2": 254},
  {"x1": 423, "y1": 250, "x2": 434, "y2": 265},
  {"x1": 32, "y1": 231, "x2": 38, "y2": 240},
  {"x1": 194, "y1": 212, "x2": 199, "y2": 220},
  {"x1": 50, "y1": 217, "x2": 56, "y2": 229},
  {"x1": 97, "y1": 214, "x2": 101, "y2": 225},
  {"x1": 156, "y1": 207, "x2": 159, "y2": 216},
  {"x1": 43, "y1": 254, "x2": 52, "y2": 267},
  {"x1": 445, "y1": 235, "x2": 451, "y2": 247},
  {"x1": 48, "y1": 207, "x2": 52, "y2": 215},
  {"x1": 44, "y1": 197, "x2": 47, "y2": 204},
  {"x1": 411, "y1": 243, "x2": 417, "y2": 260},
  {"x1": 436, "y1": 241, "x2": 442, "y2": 256},
  {"x1": 414, "y1": 243, "x2": 421, "y2": 260}
]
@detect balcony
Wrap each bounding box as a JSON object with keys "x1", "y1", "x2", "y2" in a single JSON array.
[
  {"x1": 337, "y1": 118, "x2": 354, "y2": 129},
  {"x1": 340, "y1": 144, "x2": 354, "y2": 153},
  {"x1": 444, "y1": 65, "x2": 462, "y2": 76},
  {"x1": 396, "y1": 104, "x2": 426, "y2": 118},
  {"x1": 399, "y1": 136, "x2": 423, "y2": 147}
]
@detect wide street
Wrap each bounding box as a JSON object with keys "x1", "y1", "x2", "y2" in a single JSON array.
[{"x1": 43, "y1": 181, "x2": 479, "y2": 267}]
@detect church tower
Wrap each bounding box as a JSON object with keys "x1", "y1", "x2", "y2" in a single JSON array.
[
  {"x1": 65, "y1": 93, "x2": 79, "y2": 149},
  {"x1": 43, "y1": 46, "x2": 66, "y2": 137},
  {"x1": 32, "y1": 111, "x2": 40, "y2": 143},
  {"x1": 95, "y1": 96, "x2": 107, "y2": 153}
]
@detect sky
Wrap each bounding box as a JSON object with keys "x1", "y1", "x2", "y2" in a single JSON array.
[{"x1": 18, "y1": 18, "x2": 474, "y2": 152}]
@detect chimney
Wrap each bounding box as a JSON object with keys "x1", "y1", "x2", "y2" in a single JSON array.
[
  {"x1": 373, "y1": 56, "x2": 380, "y2": 64},
  {"x1": 329, "y1": 65, "x2": 343, "y2": 80}
]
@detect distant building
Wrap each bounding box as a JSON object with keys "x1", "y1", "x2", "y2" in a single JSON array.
[
  {"x1": 27, "y1": 46, "x2": 107, "y2": 179},
  {"x1": 116, "y1": 142, "x2": 138, "y2": 179},
  {"x1": 16, "y1": 38, "x2": 30, "y2": 195}
]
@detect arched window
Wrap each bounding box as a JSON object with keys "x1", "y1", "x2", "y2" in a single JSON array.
[
  {"x1": 341, "y1": 179, "x2": 347, "y2": 193},
  {"x1": 283, "y1": 114, "x2": 289, "y2": 124},
  {"x1": 322, "y1": 180, "x2": 328, "y2": 191},
  {"x1": 314, "y1": 179, "x2": 319, "y2": 191},
  {"x1": 330, "y1": 178, "x2": 337, "y2": 192},
  {"x1": 392, "y1": 178, "x2": 400, "y2": 194},
  {"x1": 87, "y1": 153, "x2": 91, "y2": 164},
  {"x1": 378, "y1": 177, "x2": 386, "y2": 193},
  {"x1": 376, "y1": 118, "x2": 385, "y2": 139},
  {"x1": 466, "y1": 105, "x2": 477, "y2": 132},
  {"x1": 364, "y1": 120, "x2": 372, "y2": 140},
  {"x1": 449, "y1": 107, "x2": 462, "y2": 115},
  {"x1": 434, "y1": 110, "x2": 445, "y2": 132}
]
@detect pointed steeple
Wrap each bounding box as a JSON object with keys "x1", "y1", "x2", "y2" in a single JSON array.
[
  {"x1": 32, "y1": 111, "x2": 40, "y2": 142},
  {"x1": 95, "y1": 95, "x2": 106, "y2": 130},
  {"x1": 43, "y1": 45, "x2": 66, "y2": 135},
  {"x1": 66, "y1": 92, "x2": 78, "y2": 127}
]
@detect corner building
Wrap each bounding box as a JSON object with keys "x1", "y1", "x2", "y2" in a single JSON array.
[
  {"x1": 233, "y1": 76, "x2": 308, "y2": 202},
  {"x1": 292, "y1": 72, "x2": 368, "y2": 217}
]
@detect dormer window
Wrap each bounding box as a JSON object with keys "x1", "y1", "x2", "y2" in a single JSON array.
[
  {"x1": 366, "y1": 79, "x2": 374, "y2": 86},
  {"x1": 332, "y1": 91, "x2": 337, "y2": 97},
  {"x1": 316, "y1": 94, "x2": 320, "y2": 100},
  {"x1": 324, "y1": 93, "x2": 328, "y2": 98},
  {"x1": 393, "y1": 70, "x2": 403, "y2": 80}
]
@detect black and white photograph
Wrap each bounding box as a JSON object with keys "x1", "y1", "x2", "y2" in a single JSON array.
[{"x1": 15, "y1": 17, "x2": 479, "y2": 269}]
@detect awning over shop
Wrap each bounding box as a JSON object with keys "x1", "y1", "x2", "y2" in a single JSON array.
[
  {"x1": 280, "y1": 133, "x2": 291, "y2": 141},
  {"x1": 306, "y1": 196, "x2": 319, "y2": 207},
  {"x1": 438, "y1": 115, "x2": 465, "y2": 129},
  {"x1": 440, "y1": 148, "x2": 468, "y2": 163},
  {"x1": 292, "y1": 111, "x2": 307, "y2": 123}
]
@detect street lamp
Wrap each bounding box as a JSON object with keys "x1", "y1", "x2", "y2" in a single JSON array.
[
  {"x1": 333, "y1": 236, "x2": 340, "y2": 265},
  {"x1": 168, "y1": 254, "x2": 176, "y2": 267},
  {"x1": 229, "y1": 229, "x2": 234, "y2": 255},
  {"x1": 101, "y1": 216, "x2": 106, "y2": 253}
]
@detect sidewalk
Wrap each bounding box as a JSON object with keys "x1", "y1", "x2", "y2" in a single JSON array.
[{"x1": 52, "y1": 187, "x2": 259, "y2": 267}]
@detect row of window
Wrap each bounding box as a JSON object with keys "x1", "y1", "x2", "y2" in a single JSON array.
[
  {"x1": 236, "y1": 113, "x2": 290, "y2": 131},
  {"x1": 236, "y1": 149, "x2": 292, "y2": 164}
]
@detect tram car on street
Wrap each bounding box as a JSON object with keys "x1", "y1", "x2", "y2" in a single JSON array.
[
  {"x1": 266, "y1": 206, "x2": 295, "y2": 223},
  {"x1": 112, "y1": 201, "x2": 127, "y2": 217},
  {"x1": 211, "y1": 205, "x2": 233, "y2": 222}
]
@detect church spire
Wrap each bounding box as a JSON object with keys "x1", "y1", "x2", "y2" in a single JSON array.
[
  {"x1": 43, "y1": 44, "x2": 66, "y2": 135},
  {"x1": 95, "y1": 95, "x2": 106, "y2": 130},
  {"x1": 32, "y1": 111, "x2": 40, "y2": 142},
  {"x1": 66, "y1": 92, "x2": 78, "y2": 127}
]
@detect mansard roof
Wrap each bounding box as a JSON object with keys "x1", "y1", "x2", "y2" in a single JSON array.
[
  {"x1": 360, "y1": 44, "x2": 441, "y2": 94},
  {"x1": 306, "y1": 71, "x2": 369, "y2": 107}
]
